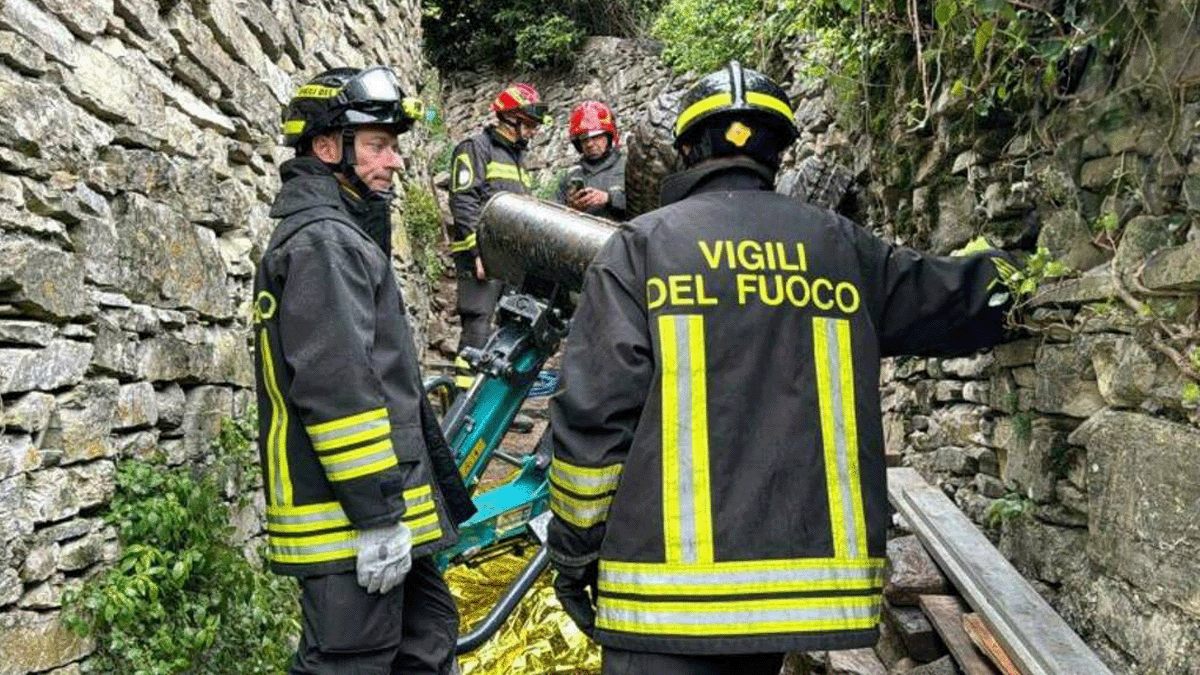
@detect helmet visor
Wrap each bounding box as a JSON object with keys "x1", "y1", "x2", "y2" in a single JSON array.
[{"x1": 340, "y1": 66, "x2": 402, "y2": 109}]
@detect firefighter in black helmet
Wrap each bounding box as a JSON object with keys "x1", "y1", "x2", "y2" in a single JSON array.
[
  {"x1": 256, "y1": 66, "x2": 474, "y2": 675},
  {"x1": 546, "y1": 61, "x2": 1016, "y2": 674}
]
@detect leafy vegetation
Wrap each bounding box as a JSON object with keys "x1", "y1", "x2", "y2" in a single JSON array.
[
  {"x1": 422, "y1": 0, "x2": 664, "y2": 70},
  {"x1": 64, "y1": 413, "x2": 298, "y2": 675},
  {"x1": 400, "y1": 182, "x2": 448, "y2": 286},
  {"x1": 984, "y1": 492, "x2": 1032, "y2": 528}
]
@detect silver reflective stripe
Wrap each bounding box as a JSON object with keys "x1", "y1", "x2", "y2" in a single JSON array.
[
  {"x1": 672, "y1": 315, "x2": 698, "y2": 563},
  {"x1": 599, "y1": 561, "x2": 884, "y2": 593},
  {"x1": 320, "y1": 445, "x2": 395, "y2": 475},
  {"x1": 597, "y1": 596, "x2": 878, "y2": 629},
  {"x1": 310, "y1": 416, "x2": 389, "y2": 449},
  {"x1": 549, "y1": 462, "x2": 621, "y2": 496},
  {"x1": 408, "y1": 516, "x2": 441, "y2": 542},
  {"x1": 405, "y1": 490, "x2": 432, "y2": 509},
  {"x1": 822, "y1": 317, "x2": 859, "y2": 559},
  {"x1": 268, "y1": 504, "x2": 348, "y2": 528},
  {"x1": 270, "y1": 537, "x2": 355, "y2": 558},
  {"x1": 551, "y1": 486, "x2": 613, "y2": 527}
]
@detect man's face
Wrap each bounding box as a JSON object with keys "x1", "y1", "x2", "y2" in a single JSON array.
[
  {"x1": 351, "y1": 126, "x2": 402, "y2": 193},
  {"x1": 580, "y1": 133, "x2": 609, "y2": 160}
]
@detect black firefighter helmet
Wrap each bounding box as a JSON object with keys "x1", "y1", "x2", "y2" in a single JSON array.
[
  {"x1": 673, "y1": 61, "x2": 799, "y2": 168},
  {"x1": 281, "y1": 65, "x2": 424, "y2": 151}
]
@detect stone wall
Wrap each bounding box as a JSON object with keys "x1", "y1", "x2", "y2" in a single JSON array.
[
  {"x1": 438, "y1": 14, "x2": 1200, "y2": 673},
  {"x1": 0, "y1": 1, "x2": 433, "y2": 672}
]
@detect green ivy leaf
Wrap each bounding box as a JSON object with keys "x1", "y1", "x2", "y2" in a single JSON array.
[
  {"x1": 975, "y1": 20, "x2": 996, "y2": 62},
  {"x1": 935, "y1": 0, "x2": 956, "y2": 26}
]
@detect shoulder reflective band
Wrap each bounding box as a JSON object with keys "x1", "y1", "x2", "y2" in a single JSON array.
[
  {"x1": 550, "y1": 459, "x2": 622, "y2": 528},
  {"x1": 812, "y1": 317, "x2": 868, "y2": 559},
  {"x1": 452, "y1": 152, "x2": 474, "y2": 191},
  {"x1": 485, "y1": 161, "x2": 522, "y2": 182},
  {"x1": 658, "y1": 314, "x2": 713, "y2": 565},
  {"x1": 259, "y1": 329, "x2": 292, "y2": 506}
]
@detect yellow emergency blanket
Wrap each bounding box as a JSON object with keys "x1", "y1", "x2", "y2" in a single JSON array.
[{"x1": 446, "y1": 551, "x2": 601, "y2": 674}]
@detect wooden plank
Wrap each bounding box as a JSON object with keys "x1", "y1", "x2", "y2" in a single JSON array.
[
  {"x1": 919, "y1": 595, "x2": 999, "y2": 675},
  {"x1": 964, "y1": 613, "x2": 1022, "y2": 675},
  {"x1": 888, "y1": 468, "x2": 1114, "y2": 675}
]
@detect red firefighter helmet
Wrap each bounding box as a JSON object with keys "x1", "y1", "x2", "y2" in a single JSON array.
[
  {"x1": 568, "y1": 100, "x2": 618, "y2": 151},
  {"x1": 491, "y1": 83, "x2": 548, "y2": 125}
]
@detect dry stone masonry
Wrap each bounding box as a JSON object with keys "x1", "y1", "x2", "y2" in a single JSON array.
[{"x1": 0, "y1": 1, "x2": 436, "y2": 672}]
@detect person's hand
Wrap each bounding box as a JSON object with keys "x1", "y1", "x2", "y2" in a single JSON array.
[
  {"x1": 474, "y1": 255, "x2": 486, "y2": 281},
  {"x1": 552, "y1": 562, "x2": 598, "y2": 636},
  {"x1": 355, "y1": 522, "x2": 412, "y2": 594},
  {"x1": 568, "y1": 188, "x2": 608, "y2": 211}
]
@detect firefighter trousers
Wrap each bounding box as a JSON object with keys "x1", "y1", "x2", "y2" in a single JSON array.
[
  {"x1": 455, "y1": 275, "x2": 504, "y2": 353},
  {"x1": 600, "y1": 648, "x2": 785, "y2": 675},
  {"x1": 289, "y1": 556, "x2": 458, "y2": 675}
]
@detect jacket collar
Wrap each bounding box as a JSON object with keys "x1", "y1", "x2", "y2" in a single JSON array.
[
  {"x1": 269, "y1": 156, "x2": 392, "y2": 256},
  {"x1": 579, "y1": 148, "x2": 621, "y2": 174},
  {"x1": 486, "y1": 125, "x2": 523, "y2": 155},
  {"x1": 659, "y1": 156, "x2": 775, "y2": 206}
]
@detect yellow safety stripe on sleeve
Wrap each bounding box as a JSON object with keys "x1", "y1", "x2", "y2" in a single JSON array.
[
  {"x1": 405, "y1": 510, "x2": 443, "y2": 545},
  {"x1": 259, "y1": 329, "x2": 292, "y2": 506},
  {"x1": 449, "y1": 232, "x2": 477, "y2": 253},
  {"x1": 484, "y1": 161, "x2": 522, "y2": 182},
  {"x1": 550, "y1": 484, "x2": 614, "y2": 528},
  {"x1": 598, "y1": 557, "x2": 885, "y2": 596},
  {"x1": 268, "y1": 530, "x2": 357, "y2": 565},
  {"x1": 282, "y1": 120, "x2": 305, "y2": 136},
  {"x1": 403, "y1": 484, "x2": 432, "y2": 502},
  {"x1": 745, "y1": 91, "x2": 796, "y2": 123},
  {"x1": 318, "y1": 438, "x2": 394, "y2": 467},
  {"x1": 548, "y1": 459, "x2": 622, "y2": 497},
  {"x1": 295, "y1": 84, "x2": 340, "y2": 99},
  {"x1": 659, "y1": 314, "x2": 715, "y2": 565},
  {"x1": 324, "y1": 451, "x2": 399, "y2": 482},
  {"x1": 306, "y1": 407, "x2": 389, "y2": 436},
  {"x1": 452, "y1": 152, "x2": 474, "y2": 192},
  {"x1": 266, "y1": 501, "x2": 351, "y2": 534},
  {"x1": 596, "y1": 593, "x2": 881, "y2": 636},
  {"x1": 812, "y1": 317, "x2": 868, "y2": 559},
  {"x1": 675, "y1": 93, "x2": 733, "y2": 136}
]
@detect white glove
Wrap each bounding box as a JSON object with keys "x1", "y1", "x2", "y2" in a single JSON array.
[{"x1": 355, "y1": 521, "x2": 412, "y2": 594}]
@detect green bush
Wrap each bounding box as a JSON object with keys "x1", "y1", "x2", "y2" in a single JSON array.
[
  {"x1": 516, "y1": 15, "x2": 585, "y2": 70},
  {"x1": 400, "y1": 183, "x2": 447, "y2": 285},
  {"x1": 652, "y1": 0, "x2": 802, "y2": 78},
  {"x1": 64, "y1": 414, "x2": 299, "y2": 675}
]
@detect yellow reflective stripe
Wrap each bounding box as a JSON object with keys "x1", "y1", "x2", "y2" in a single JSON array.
[
  {"x1": 813, "y1": 317, "x2": 867, "y2": 559},
  {"x1": 325, "y1": 453, "x2": 398, "y2": 482},
  {"x1": 306, "y1": 407, "x2": 388, "y2": 436},
  {"x1": 745, "y1": 91, "x2": 796, "y2": 123},
  {"x1": 687, "y1": 315, "x2": 713, "y2": 564},
  {"x1": 674, "y1": 93, "x2": 732, "y2": 136},
  {"x1": 449, "y1": 232, "x2": 477, "y2": 253},
  {"x1": 659, "y1": 314, "x2": 714, "y2": 564},
  {"x1": 484, "y1": 161, "x2": 521, "y2": 182},
  {"x1": 313, "y1": 423, "x2": 390, "y2": 452},
  {"x1": 269, "y1": 530, "x2": 357, "y2": 565},
  {"x1": 549, "y1": 459, "x2": 621, "y2": 497},
  {"x1": 296, "y1": 84, "x2": 340, "y2": 99},
  {"x1": 282, "y1": 120, "x2": 305, "y2": 135},
  {"x1": 599, "y1": 557, "x2": 884, "y2": 595},
  {"x1": 596, "y1": 594, "x2": 880, "y2": 636},
  {"x1": 660, "y1": 315, "x2": 682, "y2": 561},
  {"x1": 551, "y1": 484, "x2": 613, "y2": 528},
  {"x1": 403, "y1": 501, "x2": 436, "y2": 519},
  {"x1": 404, "y1": 484, "x2": 431, "y2": 501},
  {"x1": 259, "y1": 329, "x2": 292, "y2": 506},
  {"x1": 318, "y1": 438, "x2": 393, "y2": 465}
]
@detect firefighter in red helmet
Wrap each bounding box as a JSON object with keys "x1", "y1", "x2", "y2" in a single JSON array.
[
  {"x1": 447, "y1": 83, "x2": 548, "y2": 391},
  {"x1": 556, "y1": 100, "x2": 626, "y2": 221}
]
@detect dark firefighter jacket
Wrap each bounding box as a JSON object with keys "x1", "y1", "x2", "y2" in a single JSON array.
[
  {"x1": 547, "y1": 158, "x2": 1014, "y2": 655},
  {"x1": 448, "y1": 127, "x2": 531, "y2": 270},
  {"x1": 253, "y1": 157, "x2": 473, "y2": 577},
  {"x1": 555, "y1": 149, "x2": 627, "y2": 221}
]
